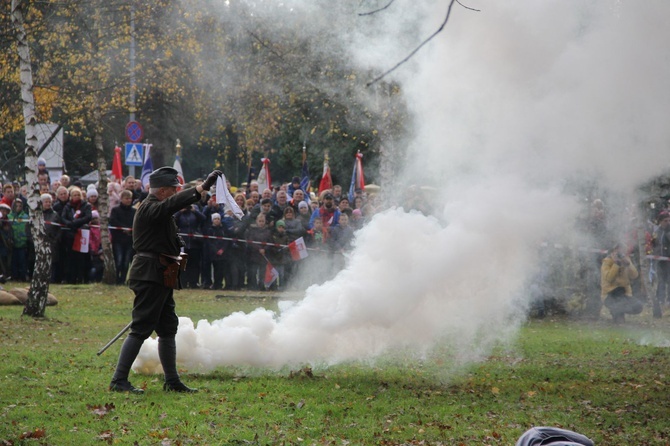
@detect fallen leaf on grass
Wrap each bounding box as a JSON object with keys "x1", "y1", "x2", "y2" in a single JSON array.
[
  {"x1": 19, "y1": 428, "x2": 46, "y2": 440},
  {"x1": 491, "y1": 387, "x2": 500, "y2": 395},
  {"x1": 87, "y1": 403, "x2": 115, "y2": 417}
]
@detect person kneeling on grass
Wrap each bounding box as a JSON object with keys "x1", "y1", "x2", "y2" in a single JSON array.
[{"x1": 600, "y1": 242, "x2": 643, "y2": 324}]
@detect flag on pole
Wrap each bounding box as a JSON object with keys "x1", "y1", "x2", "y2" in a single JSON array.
[
  {"x1": 215, "y1": 174, "x2": 244, "y2": 220},
  {"x1": 318, "y1": 153, "x2": 332, "y2": 194},
  {"x1": 140, "y1": 144, "x2": 153, "y2": 188},
  {"x1": 288, "y1": 237, "x2": 309, "y2": 261},
  {"x1": 112, "y1": 146, "x2": 123, "y2": 183},
  {"x1": 257, "y1": 157, "x2": 271, "y2": 192},
  {"x1": 264, "y1": 262, "x2": 279, "y2": 289},
  {"x1": 173, "y1": 153, "x2": 185, "y2": 187},
  {"x1": 300, "y1": 147, "x2": 310, "y2": 196},
  {"x1": 348, "y1": 151, "x2": 365, "y2": 202}
]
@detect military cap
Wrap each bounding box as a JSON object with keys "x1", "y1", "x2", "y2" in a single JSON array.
[{"x1": 149, "y1": 166, "x2": 181, "y2": 188}]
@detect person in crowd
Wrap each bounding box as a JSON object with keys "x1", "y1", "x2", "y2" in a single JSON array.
[
  {"x1": 207, "y1": 213, "x2": 229, "y2": 290},
  {"x1": 234, "y1": 193, "x2": 246, "y2": 213},
  {"x1": 600, "y1": 241, "x2": 643, "y2": 323},
  {"x1": 297, "y1": 201, "x2": 311, "y2": 230},
  {"x1": 37, "y1": 157, "x2": 50, "y2": 181},
  {"x1": 246, "y1": 180, "x2": 259, "y2": 198},
  {"x1": 653, "y1": 210, "x2": 670, "y2": 307},
  {"x1": 270, "y1": 220, "x2": 290, "y2": 290},
  {"x1": 228, "y1": 208, "x2": 249, "y2": 290},
  {"x1": 249, "y1": 190, "x2": 260, "y2": 207},
  {"x1": 174, "y1": 200, "x2": 205, "y2": 288},
  {"x1": 88, "y1": 210, "x2": 104, "y2": 282},
  {"x1": 283, "y1": 206, "x2": 305, "y2": 241},
  {"x1": 123, "y1": 175, "x2": 140, "y2": 203},
  {"x1": 109, "y1": 189, "x2": 136, "y2": 285},
  {"x1": 338, "y1": 196, "x2": 351, "y2": 213},
  {"x1": 109, "y1": 166, "x2": 221, "y2": 394},
  {"x1": 199, "y1": 193, "x2": 224, "y2": 289},
  {"x1": 39, "y1": 183, "x2": 51, "y2": 196},
  {"x1": 260, "y1": 188, "x2": 273, "y2": 202},
  {"x1": 37, "y1": 171, "x2": 50, "y2": 190},
  {"x1": 287, "y1": 176, "x2": 304, "y2": 200},
  {"x1": 309, "y1": 191, "x2": 340, "y2": 230},
  {"x1": 86, "y1": 186, "x2": 99, "y2": 211},
  {"x1": 289, "y1": 189, "x2": 306, "y2": 213},
  {"x1": 0, "y1": 184, "x2": 15, "y2": 208},
  {"x1": 332, "y1": 184, "x2": 343, "y2": 203},
  {"x1": 351, "y1": 208, "x2": 365, "y2": 230},
  {"x1": 8, "y1": 199, "x2": 29, "y2": 281},
  {"x1": 244, "y1": 212, "x2": 273, "y2": 290},
  {"x1": 270, "y1": 190, "x2": 289, "y2": 223},
  {"x1": 328, "y1": 211, "x2": 355, "y2": 271},
  {"x1": 51, "y1": 186, "x2": 70, "y2": 283},
  {"x1": 353, "y1": 195, "x2": 365, "y2": 211},
  {"x1": 50, "y1": 179, "x2": 61, "y2": 193},
  {"x1": 53, "y1": 186, "x2": 69, "y2": 214},
  {"x1": 0, "y1": 204, "x2": 12, "y2": 278},
  {"x1": 282, "y1": 206, "x2": 305, "y2": 286},
  {"x1": 59, "y1": 174, "x2": 70, "y2": 189},
  {"x1": 60, "y1": 186, "x2": 93, "y2": 284},
  {"x1": 40, "y1": 193, "x2": 62, "y2": 282},
  {"x1": 107, "y1": 181, "x2": 123, "y2": 213}
]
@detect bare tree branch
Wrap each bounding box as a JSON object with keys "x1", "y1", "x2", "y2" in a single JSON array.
[
  {"x1": 358, "y1": 0, "x2": 397, "y2": 16},
  {"x1": 456, "y1": 0, "x2": 480, "y2": 12},
  {"x1": 367, "y1": 0, "x2": 479, "y2": 87}
]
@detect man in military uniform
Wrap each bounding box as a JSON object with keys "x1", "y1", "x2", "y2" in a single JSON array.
[{"x1": 109, "y1": 166, "x2": 222, "y2": 394}]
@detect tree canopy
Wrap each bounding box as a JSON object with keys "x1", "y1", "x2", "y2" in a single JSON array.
[{"x1": 1, "y1": 0, "x2": 409, "y2": 186}]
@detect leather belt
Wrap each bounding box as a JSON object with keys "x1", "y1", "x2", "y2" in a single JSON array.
[
  {"x1": 136, "y1": 252, "x2": 182, "y2": 261},
  {"x1": 136, "y1": 252, "x2": 159, "y2": 259}
]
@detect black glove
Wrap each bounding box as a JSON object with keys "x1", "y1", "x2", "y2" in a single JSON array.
[{"x1": 202, "y1": 170, "x2": 223, "y2": 191}]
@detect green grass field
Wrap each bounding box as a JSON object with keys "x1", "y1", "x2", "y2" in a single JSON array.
[{"x1": 1, "y1": 283, "x2": 669, "y2": 445}]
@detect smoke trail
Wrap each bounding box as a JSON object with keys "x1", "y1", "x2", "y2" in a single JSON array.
[{"x1": 132, "y1": 0, "x2": 670, "y2": 374}]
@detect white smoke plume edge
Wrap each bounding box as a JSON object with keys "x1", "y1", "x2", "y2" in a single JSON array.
[{"x1": 133, "y1": 178, "x2": 574, "y2": 375}]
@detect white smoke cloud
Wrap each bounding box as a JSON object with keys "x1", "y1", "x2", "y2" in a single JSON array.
[{"x1": 133, "y1": 0, "x2": 670, "y2": 374}]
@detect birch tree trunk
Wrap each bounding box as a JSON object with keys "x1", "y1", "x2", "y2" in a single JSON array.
[
  {"x1": 12, "y1": 0, "x2": 51, "y2": 317},
  {"x1": 93, "y1": 105, "x2": 117, "y2": 284}
]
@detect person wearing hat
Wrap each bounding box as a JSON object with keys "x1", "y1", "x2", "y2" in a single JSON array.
[
  {"x1": 308, "y1": 191, "x2": 340, "y2": 230},
  {"x1": 86, "y1": 186, "x2": 99, "y2": 211},
  {"x1": 109, "y1": 166, "x2": 222, "y2": 394}
]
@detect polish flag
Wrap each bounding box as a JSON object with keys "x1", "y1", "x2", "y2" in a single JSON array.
[
  {"x1": 264, "y1": 262, "x2": 279, "y2": 289},
  {"x1": 288, "y1": 237, "x2": 309, "y2": 261}
]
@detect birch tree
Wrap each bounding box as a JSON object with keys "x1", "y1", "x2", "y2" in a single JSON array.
[{"x1": 11, "y1": 0, "x2": 51, "y2": 317}]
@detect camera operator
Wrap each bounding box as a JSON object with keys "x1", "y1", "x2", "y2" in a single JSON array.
[{"x1": 600, "y1": 242, "x2": 643, "y2": 323}]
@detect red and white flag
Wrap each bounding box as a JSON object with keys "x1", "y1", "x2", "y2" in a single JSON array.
[
  {"x1": 257, "y1": 157, "x2": 272, "y2": 192},
  {"x1": 288, "y1": 237, "x2": 309, "y2": 261},
  {"x1": 173, "y1": 154, "x2": 185, "y2": 188},
  {"x1": 264, "y1": 262, "x2": 279, "y2": 289},
  {"x1": 318, "y1": 153, "x2": 332, "y2": 194}
]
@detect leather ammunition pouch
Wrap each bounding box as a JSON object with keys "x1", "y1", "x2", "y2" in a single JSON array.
[
  {"x1": 158, "y1": 254, "x2": 181, "y2": 289},
  {"x1": 137, "y1": 252, "x2": 186, "y2": 289}
]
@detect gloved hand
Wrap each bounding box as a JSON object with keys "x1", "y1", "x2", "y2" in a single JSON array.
[{"x1": 202, "y1": 170, "x2": 223, "y2": 191}]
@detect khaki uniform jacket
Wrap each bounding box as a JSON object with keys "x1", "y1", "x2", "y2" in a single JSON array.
[{"x1": 128, "y1": 187, "x2": 201, "y2": 285}]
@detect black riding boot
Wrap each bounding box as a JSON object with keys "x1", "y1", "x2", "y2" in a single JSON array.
[
  {"x1": 110, "y1": 333, "x2": 145, "y2": 394},
  {"x1": 158, "y1": 336, "x2": 198, "y2": 393}
]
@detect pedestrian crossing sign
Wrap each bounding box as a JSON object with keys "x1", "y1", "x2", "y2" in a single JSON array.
[{"x1": 125, "y1": 143, "x2": 143, "y2": 166}]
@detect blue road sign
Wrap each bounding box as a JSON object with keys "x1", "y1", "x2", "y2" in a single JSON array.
[{"x1": 125, "y1": 143, "x2": 144, "y2": 166}]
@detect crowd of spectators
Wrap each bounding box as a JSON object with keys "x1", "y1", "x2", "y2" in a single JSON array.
[
  {"x1": 4, "y1": 159, "x2": 670, "y2": 323},
  {"x1": 0, "y1": 161, "x2": 380, "y2": 291}
]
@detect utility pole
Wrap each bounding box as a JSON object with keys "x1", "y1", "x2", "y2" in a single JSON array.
[{"x1": 128, "y1": 3, "x2": 136, "y2": 178}]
